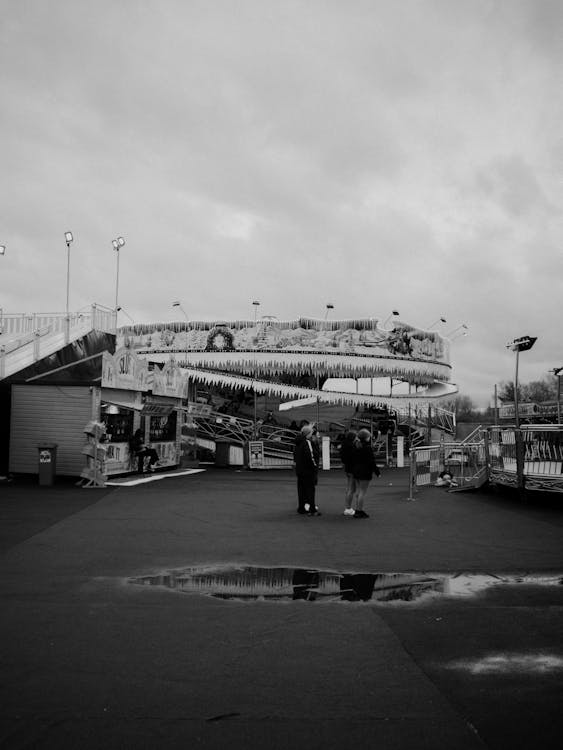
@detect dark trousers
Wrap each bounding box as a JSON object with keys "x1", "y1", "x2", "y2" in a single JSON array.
[
  {"x1": 136, "y1": 447, "x2": 159, "y2": 473},
  {"x1": 297, "y1": 475, "x2": 316, "y2": 511}
]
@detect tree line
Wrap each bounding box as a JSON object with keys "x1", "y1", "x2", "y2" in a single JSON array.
[{"x1": 439, "y1": 372, "x2": 560, "y2": 423}]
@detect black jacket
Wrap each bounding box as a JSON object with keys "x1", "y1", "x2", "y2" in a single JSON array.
[
  {"x1": 339, "y1": 435, "x2": 357, "y2": 473},
  {"x1": 294, "y1": 435, "x2": 318, "y2": 478},
  {"x1": 351, "y1": 442, "x2": 380, "y2": 481}
]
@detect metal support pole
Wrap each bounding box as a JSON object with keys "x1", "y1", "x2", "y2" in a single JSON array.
[
  {"x1": 558, "y1": 375, "x2": 561, "y2": 425},
  {"x1": 115, "y1": 249, "x2": 120, "y2": 312},
  {"x1": 65, "y1": 240, "x2": 71, "y2": 343},
  {"x1": 514, "y1": 349, "x2": 520, "y2": 428}
]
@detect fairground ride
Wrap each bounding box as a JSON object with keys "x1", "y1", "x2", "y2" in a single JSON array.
[{"x1": 117, "y1": 315, "x2": 458, "y2": 415}]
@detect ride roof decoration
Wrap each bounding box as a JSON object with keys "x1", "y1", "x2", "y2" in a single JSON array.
[{"x1": 117, "y1": 317, "x2": 457, "y2": 405}]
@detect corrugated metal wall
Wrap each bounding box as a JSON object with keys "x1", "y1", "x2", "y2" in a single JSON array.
[{"x1": 10, "y1": 385, "x2": 93, "y2": 476}]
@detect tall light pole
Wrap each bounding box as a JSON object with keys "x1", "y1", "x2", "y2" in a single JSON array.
[
  {"x1": 383, "y1": 310, "x2": 400, "y2": 327},
  {"x1": 252, "y1": 300, "x2": 260, "y2": 324},
  {"x1": 325, "y1": 303, "x2": 334, "y2": 321},
  {"x1": 551, "y1": 367, "x2": 562, "y2": 424},
  {"x1": 506, "y1": 336, "x2": 537, "y2": 428},
  {"x1": 64, "y1": 232, "x2": 73, "y2": 318},
  {"x1": 112, "y1": 236, "x2": 125, "y2": 311},
  {"x1": 172, "y1": 300, "x2": 189, "y2": 362},
  {"x1": 64, "y1": 232, "x2": 73, "y2": 340},
  {"x1": 446, "y1": 323, "x2": 468, "y2": 338},
  {"x1": 116, "y1": 306, "x2": 135, "y2": 325}
]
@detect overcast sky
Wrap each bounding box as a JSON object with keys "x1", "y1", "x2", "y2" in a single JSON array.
[{"x1": 1, "y1": 0, "x2": 560, "y2": 406}]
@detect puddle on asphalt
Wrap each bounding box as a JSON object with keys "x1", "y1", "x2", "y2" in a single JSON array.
[{"x1": 128, "y1": 566, "x2": 563, "y2": 603}]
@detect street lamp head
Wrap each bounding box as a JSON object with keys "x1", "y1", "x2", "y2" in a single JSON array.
[
  {"x1": 552, "y1": 367, "x2": 563, "y2": 376},
  {"x1": 112, "y1": 236, "x2": 125, "y2": 250},
  {"x1": 506, "y1": 335, "x2": 537, "y2": 352},
  {"x1": 0, "y1": 245, "x2": 5, "y2": 255},
  {"x1": 172, "y1": 301, "x2": 181, "y2": 307},
  {"x1": 252, "y1": 300, "x2": 260, "y2": 306},
  {"x1": 64, "y1": 231, "x2": 73, "y2": 245}
]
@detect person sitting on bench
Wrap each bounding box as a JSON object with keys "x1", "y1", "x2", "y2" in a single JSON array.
[{"x1": 130, "y1": 429, "x2": 159, "y2": 473}]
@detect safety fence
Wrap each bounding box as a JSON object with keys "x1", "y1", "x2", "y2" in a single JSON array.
[
  {"x1": 488, "y1": 425, "x2": 563, "y2": 493},
  {"x1": 409, "y1": 439, "x2": 489, "y2": 500}
]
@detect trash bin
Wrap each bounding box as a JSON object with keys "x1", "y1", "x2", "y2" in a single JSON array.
[
  {"x1": 37, "y1": 444, "x2": 58, "y2": 486},
  {"x1": 215, "y1": 441, "x2": 230, "y2": 467}
]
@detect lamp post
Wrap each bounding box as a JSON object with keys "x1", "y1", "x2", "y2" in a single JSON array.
[
  {"x1": 551, "y1": 367, "x2": 562, "y2": 424},
  {"x1": 446, "y1": 323, "x2": 468, "y2": 338},
  {"x1": 324, "y1": 303, "x2": 334, "y2": 321},
  {"x1": 64, "y1": 232, "x2": 73, "y2": 316},
  {"x1": 116, "y1": 306, "x2": 135, "y2": 325},
  {"x1": 383, "y1": 310, "x2": 400, "y2": 327},
  {"x1": 172, "y1": 300, "x2": 189, "y2": 362},
  {"x1": 112, "y1": 237, "x2": 125, "y2": 311},
  {"x1": 252, "y1": 300, "x2": 260, "y2": 324},
  {"x1": 506, "y1": 336, "x2": 537, "y2": 428},
  {"x1": 64, "y1": 232, "x2": 73, "y2": 341}
]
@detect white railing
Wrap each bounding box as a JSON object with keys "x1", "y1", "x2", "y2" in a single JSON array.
[
  {"x1": 0, "y1": 304, "x2": 117, "y2": 380},
  {"x1": 0, "y1": 304, "x2": 116, "y2": 339},
  {"x1": 394, "y1": 404, "x2": 456, "y2": 435}
]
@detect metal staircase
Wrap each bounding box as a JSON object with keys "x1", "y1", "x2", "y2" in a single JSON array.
[{"x1": 0, "y1": 305, "x2": 116, "y2": 380}]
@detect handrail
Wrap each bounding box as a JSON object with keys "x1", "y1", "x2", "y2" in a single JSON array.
[
  {"x1": 0, "y1": 304, "x2": 117, "y2": 338},
  {"x1": 461, "y1": 424, "x2": 483, "y2": 444}
]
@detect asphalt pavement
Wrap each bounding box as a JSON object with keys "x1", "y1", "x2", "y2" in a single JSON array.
[{"x1": 1, "y1": 466, "x2": 562, "y2": 749}]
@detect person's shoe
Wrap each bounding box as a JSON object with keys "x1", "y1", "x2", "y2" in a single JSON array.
[
  {"x1": 354, "y1": 510, "x2": 369, "y2": 518},
  {"x1": 304, "y1": 504, "x2": 310, "y2": 512},
  {"x1": 147, "y1": 465, "x2": 156, "y2": 473},
  {"x1": 343, "y1": 508, "x2": 355, "y2": 516}
]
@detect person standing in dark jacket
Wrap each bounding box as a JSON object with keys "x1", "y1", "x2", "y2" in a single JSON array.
[
  {"x1": 339, "y1": 430, "x2": 357, "y2": 516},
  {"x1": 293, "y1": 424, "x2": 321, "y2": 516},
  {"x1": 351, "y1": 428, "x2": 380, "y2": 518}
]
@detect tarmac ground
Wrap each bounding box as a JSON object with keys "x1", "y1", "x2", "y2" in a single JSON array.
[{"x1": 1, "y1": 466, "x2": 562, "y2": 749}]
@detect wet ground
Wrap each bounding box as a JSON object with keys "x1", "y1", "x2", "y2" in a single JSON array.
[{"x1": 1, "y1": 468, "x2": 562, "y2": 748}]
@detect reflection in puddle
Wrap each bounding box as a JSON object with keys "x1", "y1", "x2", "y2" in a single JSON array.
[
  {"x1": 447, "y1": 653, "x2": 563, "y2": 674},
  {"x1": 129, "y1": 566, "x2": 442, "y2": 602},
  {"x1": 128, "y1": 565, "x2": 562, "y2": 603}
]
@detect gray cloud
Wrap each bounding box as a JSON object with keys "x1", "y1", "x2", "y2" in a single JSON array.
[{"x1": 1, "y1": 0, "x2": 560, "y2": 406}]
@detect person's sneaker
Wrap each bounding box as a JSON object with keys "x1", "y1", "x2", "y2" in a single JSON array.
[
  {"x1": 304, "y1": 504, "x2": 310, "y2": 512},
  {"x1": 343, "y1": 508, "x2": 355, "y2": 516},
  {"x1": 353, "y1": 510, "x2": 369, "y2": 518}
]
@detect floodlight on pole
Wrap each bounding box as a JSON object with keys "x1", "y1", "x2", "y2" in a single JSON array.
[
  {"x1": 64, "y1": 232, "x2": 73, "y2": 337},
  {"x1": 112, "y1": 236, "x2": 125, "y2": 311},
  {"x1": 325, "y1": 303, "x2": 334, "y2": 321},
  {"x1": 116, "y1": 306, "x2": 135, "y2": 325},
  {"x1": 383, "y1": 310, "x2": 400, "y2": 327},
  {"x1": 252, "y1": 300, "x2": 260, "y2": 323},
  {"x1": 427, "y1": 316, "x2": 447, "y2": 328},
  {"x1": 172, "y1": 300, "x2": 189, "y2": 364},
  {"x1": 172, "y1": 300, "x2": 189, "y2": 321},
  {"x1": 445, "y1": 323, "x2": 468, "y2": 337},
  {"x1": 0, "y1": 245, "x2": 6, "y2": 255},
  {"x1": 506, "y1": 335, "x2": 537, "y2": 428}
]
